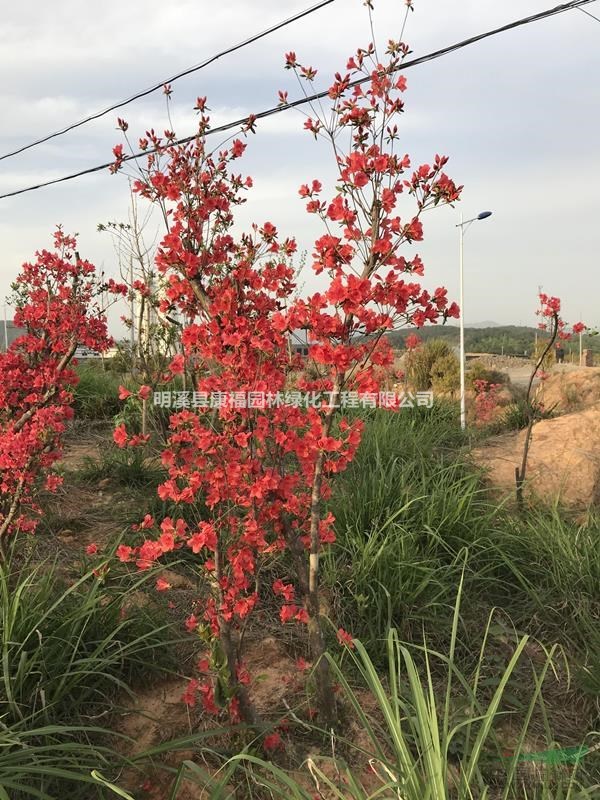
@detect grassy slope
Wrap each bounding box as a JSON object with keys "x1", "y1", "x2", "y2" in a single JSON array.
[
  {"x1": 6, "y1": 365, "x2": 599, "y2": 798},
  {"x1": 325, "y1": 404, "x2": 600, "y2": 711}
]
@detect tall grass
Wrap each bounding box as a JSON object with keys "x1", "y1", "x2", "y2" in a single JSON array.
[
  {"x1": 171, "y1": 584, "x2": 599, "y2": 799},
  {"x1": 72, "y1": 363, "x2": 122, "y2": 420},
  {"x1": 76, "y1": 443, "x2": 164, "y2": 488},
  {"x1": 327, "y1": 404, "x2": 496, "y2": 550},
  {"x1": 480, "y1": 508, "x2": 600, "y2": 683},
  {"x1": 0, "y1": 550, "x2": 181, "y2": 798},
  {"x1": 324, "y1": 406, "x2": 495, "y2": 647},
  {"x1": 0, "y1": 725, "x2": 122, "y2": 800},
  {"x1": 325, "y1": 405, "x2": 600, "y2": 674},
  {"x1": 0, "y1": 560, "x2": 175, "y2": 726}
]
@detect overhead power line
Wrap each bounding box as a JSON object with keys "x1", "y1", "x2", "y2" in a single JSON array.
[
  {"x1": 578, "y1": 5, "x2": 600, "y2": 21},
  {"x1": 0, "y1": 0, "x2": 595, "y2": 202},
  {"x1": 0, "y1": 0, "x2": 335, "y2": 164}
]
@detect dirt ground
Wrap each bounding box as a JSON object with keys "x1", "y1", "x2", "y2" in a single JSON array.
[
  {"x1": 44, "y1": 418, "x2": 597, "y2": 797},
  {"x1": 472, "y1": 367, "x2": 600, "y2": 509},
  {"x1": 49, "y1": 430, "x2": 324, "y2": 798},
  {"x1": 469, "y1": 355, "x2": 591, "y2": 389}
]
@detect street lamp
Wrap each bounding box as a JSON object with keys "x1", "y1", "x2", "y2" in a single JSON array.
[
  {"x1": 2, "y1": 301, "x2": 8, "y2": 353},
  {"x1": 456, "y1": 211, "x2": 493, "y2": 430}
]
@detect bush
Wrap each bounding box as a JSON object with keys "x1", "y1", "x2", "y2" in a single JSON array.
[
  {"x1": 405, "y1": 340, "x2": 460, "y2": 392},
  {"x1": 498, "y1": 386, "x2": 556, "y2": 432},
  {"x1": 467, "y1": 360, "x2": 508, "y2": 388},
  {"x1": 431, "y1": 352, "x2": 460, "y2": 393}
]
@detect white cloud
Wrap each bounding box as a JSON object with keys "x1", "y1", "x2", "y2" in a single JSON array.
[{"x1": 1, "y1": 0, "x2": 599, "y2": 331}]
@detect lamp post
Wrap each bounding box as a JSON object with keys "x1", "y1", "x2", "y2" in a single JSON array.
[
  {"x1": 456, "y1": 211, "x2": 493, "y2": 430},
  {"x1": 2, "y1": 302, "x2": 8, "y2": 353}
]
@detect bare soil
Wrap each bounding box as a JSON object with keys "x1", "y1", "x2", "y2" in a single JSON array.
[{"x1": 472, "y1": 368, "x2": 600, "y2": 509}]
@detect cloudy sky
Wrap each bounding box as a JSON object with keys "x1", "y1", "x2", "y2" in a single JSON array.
[{"x1": 1, "y1": 0, "x2": 599, "y2": 334}]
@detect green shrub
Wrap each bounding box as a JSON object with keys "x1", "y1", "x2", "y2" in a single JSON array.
[
  {"x1": 405, "y1": 339, "x2": 460, "y2": 392},
  {"x1": 431, "y1": 351, "x2": 460, "y2": 393},
  {"x1": 77, "y1": 443, "x2": 163, "y2": 489},
  {"x1": 467, "y1": 360, "x2": 508, "y2": 388},
  {"x1": 498, "y1": 386, "x2": 556, "y2": 432},
  {"x1": 501, "y1": 397, "x2": 531, "y2": 431}
]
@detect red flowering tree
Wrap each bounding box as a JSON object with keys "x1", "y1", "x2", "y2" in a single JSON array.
[
  {"x1": 0, "y1": 229, "x2": 118, "y2": 552},
  {"x1": 277, "y1": 37, "x2": 461, "y2": 717},
  {"x1": 473, "y1": 379, "x2": 501, "y2": 424},
  {"x1": 111, "y1": 114, "x2": 304, "y2": 725},
  {"x1": 515, "y1": 293, "x2": 584, "y2": 505},
  {"x1": 110, "y1": 19, "x2": 461, "y2": 727}
]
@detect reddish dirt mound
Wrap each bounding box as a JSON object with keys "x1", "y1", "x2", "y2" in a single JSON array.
[
  {"x1": 472, "y1": 404, "x2": 600, "y2": 509},
  {"x1": 538, "y1": 367, "x2": 600, "y2": 413},
  {"x1": 116, "y1": 636, "x2": 302, "y2": 799}
]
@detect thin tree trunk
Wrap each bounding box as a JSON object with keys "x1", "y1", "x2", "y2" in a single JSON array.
[
  {"x1": 515, "y1": 313, "x2": 558, "y2": 507},
  {"x1": 0, "y1": 444, "x2": 52, "y2": 554},
  {"x1": 306, "y1": 395, "x2": 339, "y2": 726},
  {"x1": 213, "y1": 537, "x2": 259, "y2": 727}
]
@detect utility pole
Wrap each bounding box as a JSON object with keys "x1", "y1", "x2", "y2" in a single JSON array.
[
  {"x1": 3, "y1": 302, "x2": 8, "y2": 353},
  {"x1": 534, "y1": 285, "x2": 543, "y2": 355},
  {"x1": 456, "y1": 210, "x2": 493, "y2": 430}
]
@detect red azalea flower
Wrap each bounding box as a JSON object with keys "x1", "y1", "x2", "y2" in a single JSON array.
[
  {"x1": 337, "y1": 628, "x2": 354, "y2": 648},
  {"x1": 263, "y1": 732, "x2": 283, "y2": 752},
  {"x1": 137, "y1": 385, "x2": 152, "y2": 400},
  {"x1": 113, "y1": 423, "x2": 128, "y2": 448}
]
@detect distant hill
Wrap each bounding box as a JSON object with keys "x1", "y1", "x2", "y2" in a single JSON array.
[
  {"x1": 465, "y1": 320, "x2": 502, "y2": 328},
  {"x1": 386, "y1": 325, "x2": 600, "y2": 356}
]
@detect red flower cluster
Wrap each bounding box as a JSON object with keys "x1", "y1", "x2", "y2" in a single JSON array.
[
  {"x1": 0, "y1": 229, "x2": 114, "y2": 541},
  {"x1": 536, "y1": 293, "x2": 584, "y2": 340},
  {"x1": 473, "y1": 379, "x2": 501, "y2": 424},
  {"x1": 110, "y1": 26, "x2": 461, "y2": 724}
]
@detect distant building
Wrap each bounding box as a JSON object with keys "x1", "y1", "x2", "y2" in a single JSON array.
[
  {"x1": 2, "y1": 320, "x2": 25, "y2": 351},
  {"x1": 74, "y1": 346, "x2": 103, "y2": 360},
  {"x1": 289, "y1": 329, "x2": 309, "y2": 357},
  {"x1": 2, "y1": 321, "x2": 118, "y2": 360}
]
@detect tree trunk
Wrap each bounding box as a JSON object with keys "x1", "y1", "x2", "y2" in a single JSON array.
[
  {"x1": 515, "y1": 311, "x2": 558, "y2": 507},
  {"x1": 213, "y1": 537, "x2": 259, "y2": 727},
  {"x1": 306, "y1": 400, "x2": 339, "y2": 727}
]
